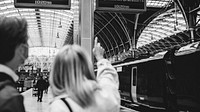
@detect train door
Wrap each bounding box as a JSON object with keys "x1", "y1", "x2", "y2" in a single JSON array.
[{"x1": 131, "y1": 67, "x2": 137, "y2": 102}]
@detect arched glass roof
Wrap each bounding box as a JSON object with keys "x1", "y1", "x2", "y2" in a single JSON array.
[
  {"x1": 137, "y1": 8, "x2": 187, "y2": 48},
  {"x1": 0, "y1": 0, "x2": 77, "y2": 49},
  {"x1": 0, "y1": 0, "x2": 199, "y2": 58}
]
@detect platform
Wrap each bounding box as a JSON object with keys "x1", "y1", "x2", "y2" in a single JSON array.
[
  {"x1": 21, "y1": 88, "x2": 137, "y2": 112},
  {"x1": 22, "y1": 88, "x2": 53, "y2": 112}
]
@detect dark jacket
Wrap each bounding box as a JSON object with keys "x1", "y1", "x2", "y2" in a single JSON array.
[
  {"x1": 0, "y1": 72, "x2": 25, "y2": 112},
  {"x1": 36, "y1": 78, "x2": 46, "y2": 90}
]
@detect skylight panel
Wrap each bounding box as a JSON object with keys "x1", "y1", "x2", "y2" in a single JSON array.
[{"x1": 147, "y1": 0, "x2": 172, "y2": 8}]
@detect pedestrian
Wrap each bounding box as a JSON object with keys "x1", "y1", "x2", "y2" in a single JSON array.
[
  {"x1": 36, "y1": 76, "x2": 46, "y2": 102},
  {"x1": 44, "y1": 77, "x2": 49, "y2": 94},
  {"x1": 0, "y1": 16, "x2": 29, "y2": 112},
  {"x1": 49, "y1": 37, "x2": 120, "y2": 112}
]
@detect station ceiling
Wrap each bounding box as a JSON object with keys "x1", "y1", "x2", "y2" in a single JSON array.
[
  {"x1": 94, "y1": 0, "x2": 200, "y2": 57},
  {"x1": 0, "y1": 0, "x2": 200, "y2": 57}
]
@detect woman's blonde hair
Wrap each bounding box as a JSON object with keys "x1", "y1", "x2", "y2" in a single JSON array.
[{"x1": 49, "y1": 44, "x2": 96, "y2": 108}]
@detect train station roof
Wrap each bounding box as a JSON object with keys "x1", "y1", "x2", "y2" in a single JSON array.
[
  {"x1": 0, "y1": 0, "x2": 199, "y2": 57},
  {"x1": 94, "y1": 0, "x2": 200, "y2": 58}
]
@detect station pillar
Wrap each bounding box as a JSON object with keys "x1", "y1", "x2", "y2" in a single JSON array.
[{"x1": 79, "y1": 0, "x2": 94, "y2": 58}]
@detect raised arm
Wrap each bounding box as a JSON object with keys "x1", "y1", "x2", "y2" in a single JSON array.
[{"x1": 93, "y1": 37, "x2": 120, "y2": 112}]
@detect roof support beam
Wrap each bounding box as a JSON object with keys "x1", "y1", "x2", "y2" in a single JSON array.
[{"x1": 189, "y1": 6, "x2": 200, "y2": 14}]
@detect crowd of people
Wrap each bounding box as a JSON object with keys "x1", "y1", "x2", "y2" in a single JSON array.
[{"x1": 0, "y1": 16, "x2": 120, "y2": 112}]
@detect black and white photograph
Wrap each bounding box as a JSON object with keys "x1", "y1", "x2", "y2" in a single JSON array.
[{"x1": 0, "y1": 0, "x2": 199, "y2": 112}]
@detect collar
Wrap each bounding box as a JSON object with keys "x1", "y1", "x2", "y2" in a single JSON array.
[
  {"x1": 0, "y1": 64, "x2": 19, "y2": 82},
  {"x1": 50, "y1": 93, "x2": 69, "y2": 104},
  {"x1": 54, "y1": 94, "x2": 69, "y2": 100}
]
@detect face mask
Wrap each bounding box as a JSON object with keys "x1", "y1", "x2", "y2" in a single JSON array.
[{"x1": 19, "y1": 43, "x2": 29, "y2": 61}]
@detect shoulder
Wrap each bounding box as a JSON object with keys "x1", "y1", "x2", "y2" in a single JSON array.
[
  {"x1": 0, "y1": 80, "x2": 20, "y2": 96},
  {"x1": 0, "y1": 81, "x2": 23, "y2": 106},
  {"x1": 91, "y1": 80, "x2": 120, "y2": 112},
  {"x1": 50, "y1": 96, "x2": 82, "y2": 112},
  {"x1": 49, "y1": 98, "x2": 73, "y2": 112},
  {"x1": 50, "y1": 99, "x2": 68, "y2": 112},
  {"x1": 93, "y1": 89, "x2": 120, "y2": 112},
  {"x1": 49, "y1": 95, "x2": 72, "y2": 112}
]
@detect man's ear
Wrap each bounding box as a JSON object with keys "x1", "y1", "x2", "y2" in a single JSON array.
[{"x1": 16, "y1": 44, "x2": 24, "y2": 55}]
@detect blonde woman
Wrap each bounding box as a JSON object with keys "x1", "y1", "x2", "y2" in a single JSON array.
[{"x1": 49, "y1": 37, "x2": 120, "y2": 112}]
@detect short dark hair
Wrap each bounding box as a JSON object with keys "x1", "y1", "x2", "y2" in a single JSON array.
[{"x1": 0, "y1": 16, "x2": 28, "y2": 64}]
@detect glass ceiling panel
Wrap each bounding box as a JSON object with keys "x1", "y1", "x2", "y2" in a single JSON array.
[
  {"x1": 147, "y1": 0, "x2": 172, "y2": 8},
  {"x1": 137, "y1": 8, "x2": 187, "y2": 48},
  {"x1": 0, "y1": 0, "x2": 75, "y2": 51}
]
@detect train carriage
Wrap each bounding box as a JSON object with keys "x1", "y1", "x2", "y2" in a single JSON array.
[{"x1": 114, "y1": 41, "x2": 200, "y2": 111}]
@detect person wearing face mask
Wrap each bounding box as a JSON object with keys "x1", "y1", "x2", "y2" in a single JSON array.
[{"x1": 0, "y1": 16, "x2": 29, "y2": 112}]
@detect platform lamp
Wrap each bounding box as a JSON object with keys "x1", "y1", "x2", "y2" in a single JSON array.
[
  {"x1": 54, "y1": 43, "x2": 57, "y2": 48},
  {"x1": 58, "y1": 19, "x2": 62, "y2": 28},
  {"x1": 56, "y1": 32, "x2": 59, "y2": 38},
  {"x1": 174, "y1": 2, "x2": 178, "y2": 31}
]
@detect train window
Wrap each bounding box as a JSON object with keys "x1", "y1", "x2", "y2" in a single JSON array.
[{"x1": 131, "y1": 67, "x2": 137, "y2": 86}]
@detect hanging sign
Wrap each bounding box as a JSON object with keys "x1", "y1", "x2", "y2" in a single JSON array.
[
  {"x1": 96, "y1": 0, "x2": 146, "y2": 13},
  {"x1": 14, "y1": 0, "x2": 71, "y2": 10}
]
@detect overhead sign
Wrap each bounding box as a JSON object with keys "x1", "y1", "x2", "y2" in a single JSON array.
[
  {"x1": 14, "y1": 0, "x2": 71, "y2": 10},
  {"x1": 96, "y1": 0, "x2": 146, "y2": 13}
]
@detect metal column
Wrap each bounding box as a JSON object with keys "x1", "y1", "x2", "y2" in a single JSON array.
[{"x1": 79, "y1": 0, "x2": 94, "y2": 58}]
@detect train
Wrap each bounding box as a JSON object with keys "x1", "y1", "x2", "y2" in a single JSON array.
[{"x1": 113, "y1": 41, "x2": 200, "y2": 111}]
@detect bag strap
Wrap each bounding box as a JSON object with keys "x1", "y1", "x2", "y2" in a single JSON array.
[{"x1": 60, "y1": 98, "x2": 73, "y2": 112}]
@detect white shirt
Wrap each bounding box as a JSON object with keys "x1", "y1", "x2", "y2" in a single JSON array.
[{"x1": 0, "y1": 64, "x2": 19, "y2": 81}]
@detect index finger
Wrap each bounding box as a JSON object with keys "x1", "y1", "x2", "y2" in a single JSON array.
[{"x1": 94, "y1": 37, "x2": 98, "y2": 47}]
